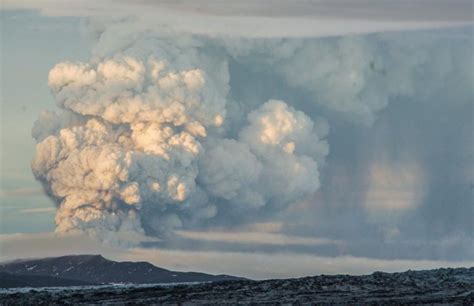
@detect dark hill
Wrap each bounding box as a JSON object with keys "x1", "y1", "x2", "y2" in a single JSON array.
[
  {"x1": 0, "y1": 272, "x2": 96, "y2": 288},
  {"x1": 0, "y1": 255, "x2": 243, "y2": 287}
]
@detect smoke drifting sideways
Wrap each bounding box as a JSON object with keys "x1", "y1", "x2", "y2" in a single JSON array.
[{"x1": 31, "y1": 20, "x2": 472, "y2": 246}]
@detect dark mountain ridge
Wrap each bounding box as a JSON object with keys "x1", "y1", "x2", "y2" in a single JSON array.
[
  {"x1": 0, "y1": 272, "x2": 96, "y2": 289},
  {"x1": 0, "y1": 254, "x2": 243, "y2": 287}
]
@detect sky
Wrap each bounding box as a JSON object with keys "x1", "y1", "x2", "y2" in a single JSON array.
[{"x1": 0, "y1": 1, "x2": 473, "y2": 279}]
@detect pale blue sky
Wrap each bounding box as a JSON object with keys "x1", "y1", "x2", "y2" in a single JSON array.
[{"x1": 1, "y1": 10, "x2": 90, "y2": 233}]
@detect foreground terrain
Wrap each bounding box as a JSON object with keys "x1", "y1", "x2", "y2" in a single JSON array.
[{"x1": 1, "y1": 267, "x2": 473, "y2": 304}]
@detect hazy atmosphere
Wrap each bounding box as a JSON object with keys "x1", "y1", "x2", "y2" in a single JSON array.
[{"x1": 0, "y1": 1, "x2": 473, "y2": 280}]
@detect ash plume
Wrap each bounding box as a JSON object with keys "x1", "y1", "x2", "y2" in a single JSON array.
[{"x1": 31, "y1": 19, "x2": 472, "y2": 245}]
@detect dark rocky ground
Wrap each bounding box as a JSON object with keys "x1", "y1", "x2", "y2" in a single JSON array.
[{"x1": 1, "y1": 267, "x2": 473, "y2": 305}]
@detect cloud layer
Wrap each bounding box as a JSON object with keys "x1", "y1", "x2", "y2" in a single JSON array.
[
  {"x1": 2, "y1": 0, "x2": 473, "y2": 38},
  {"x1": 1, "y1": 232, "x2": 473, "y2": 280}
]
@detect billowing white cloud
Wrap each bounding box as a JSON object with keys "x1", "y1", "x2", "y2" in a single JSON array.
[
  {"x1": 23, "y1": 2, "x2": 472, "y2": 249},
  {"x1": 223, "y1": 31, "x2": 473, "y2": 124},
  {"x1": 31, "y1": 27, "x2": 331, "y2": 243}
]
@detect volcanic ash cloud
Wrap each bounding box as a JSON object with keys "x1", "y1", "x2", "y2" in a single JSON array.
[
  {"x1": 31, "y1": 21, "x2": 471, "y2": 245},
  {"x1": 31, "y1": 49, "x2": 329, "y2": 244}
]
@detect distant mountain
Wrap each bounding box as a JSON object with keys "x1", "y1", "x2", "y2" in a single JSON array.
[
  {"x1": 0, "y1": 255, "x2": 243, "y2": 287},
  {"x1": 0, "y1": 272, "x2": 96, "y2": 288}
]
